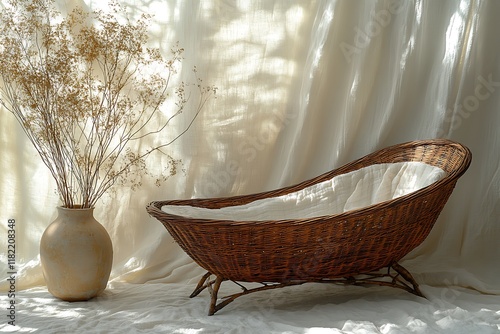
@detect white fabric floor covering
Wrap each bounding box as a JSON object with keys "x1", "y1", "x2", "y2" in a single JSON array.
[
  {"x1": 162, "y1": 162, "x2": 446, "y2": 221},
  {"x1": 1, "y1": 281, "x2": 499, "y2": 333}
]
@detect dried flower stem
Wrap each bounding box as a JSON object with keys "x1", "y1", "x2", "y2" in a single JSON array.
[{"x1": 0, "y1": 0, "x2": 216, "y2": 208}]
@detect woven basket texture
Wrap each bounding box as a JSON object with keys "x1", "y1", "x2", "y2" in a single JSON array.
[{"x1": 147, "y1": 139, "x2": 472, "y2": 283}]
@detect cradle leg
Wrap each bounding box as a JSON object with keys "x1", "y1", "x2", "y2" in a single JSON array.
[
  {"x1": 190, "y1": 272, "x2": 213, "y2": 298},
  {"x1": 208, "y1": 276, "x2": 224, "y2": 316},
  {"x1": 392, "y1": 262, "x2": 424, "y2": 297}
]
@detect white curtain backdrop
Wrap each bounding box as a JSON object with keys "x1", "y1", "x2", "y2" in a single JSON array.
[{"x1": 1, "y1": 0, "x2": 500, "y2": 330}]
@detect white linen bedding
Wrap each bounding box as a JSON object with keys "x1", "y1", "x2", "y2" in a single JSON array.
[{"x1": 162, "y1": 162, "x2": 447, "y2": 221}]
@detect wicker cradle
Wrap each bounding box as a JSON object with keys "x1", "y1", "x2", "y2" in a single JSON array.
[{"x1": 146, "y1": 139, "x2": 472, "y2": 315}]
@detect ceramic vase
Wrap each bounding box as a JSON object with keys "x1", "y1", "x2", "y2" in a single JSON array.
[{"x1": 40, "y1": 206, "x2": 113, "y2": 301}]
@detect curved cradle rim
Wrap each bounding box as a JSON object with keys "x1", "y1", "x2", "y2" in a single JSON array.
[{"x1": 148, "y1": 139, "x2": 471, "y2": 224}]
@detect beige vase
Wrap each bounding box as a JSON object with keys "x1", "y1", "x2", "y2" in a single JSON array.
[{"x1": 40, "y1": 206, "x2": 113, "y2": 301}]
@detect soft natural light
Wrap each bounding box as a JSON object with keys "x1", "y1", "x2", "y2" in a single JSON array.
[
  {"x1": 443, "y1": 0, "x2": 469, "y2": 65},
  {"x1": 173, "y1": 329, "x2": 203, "y2": 334},
  {"x1": 310, "y1": 3, "x2": 334, "y2": 74},
  {"x1": 1, "y1": 0, "x2": 498, "y2": 332}
]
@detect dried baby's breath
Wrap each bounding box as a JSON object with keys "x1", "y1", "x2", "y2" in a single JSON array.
[{"x1": 0, "y1": 0, "x2": 216, "y2": 208}]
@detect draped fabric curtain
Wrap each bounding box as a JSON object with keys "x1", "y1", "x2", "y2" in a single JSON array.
[{"x1": 1, "y1": 0, "x2": 499, "y2": 295}]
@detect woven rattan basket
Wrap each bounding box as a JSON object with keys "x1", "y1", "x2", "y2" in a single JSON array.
[{"x1": 147, "y1": 139, "x2": 472, "y2": 315}]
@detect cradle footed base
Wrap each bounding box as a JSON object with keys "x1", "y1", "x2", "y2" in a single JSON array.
[{"x1": 190, "y1": 262, "x2": 425, "y2": 316}]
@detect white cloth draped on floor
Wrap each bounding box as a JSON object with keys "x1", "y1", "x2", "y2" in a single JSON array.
[{"x1": 1, "y1": 0, "x2": 499, "y2": 332}]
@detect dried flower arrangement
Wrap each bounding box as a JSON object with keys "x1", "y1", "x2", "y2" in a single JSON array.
[{"x1": 0, "y1": 0, "x2": 216, "y2": 208}]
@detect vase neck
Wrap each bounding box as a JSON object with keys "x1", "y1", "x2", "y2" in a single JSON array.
[{"x1": 56, "y1": 206, "x2": 95, "y2": 223}]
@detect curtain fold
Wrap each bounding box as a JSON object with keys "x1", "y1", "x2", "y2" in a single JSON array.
[{"x1": 1, "y1": 0, "x2": 499, "y2": 293}]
